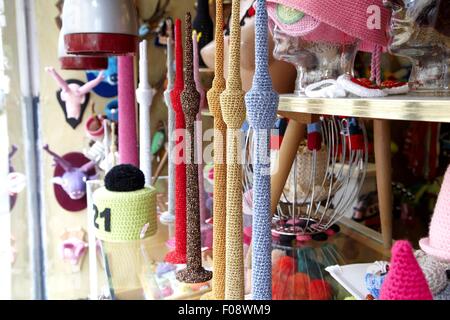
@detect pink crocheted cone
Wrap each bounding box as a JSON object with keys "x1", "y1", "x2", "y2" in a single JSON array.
[
  {"x1": 380, "y1": 241, "x2": 433, "y2": 300},
  {"x1": 267, "y1": 0, "x2": 390, "y2": 52},
  {"x1": 419, "y1": 165, "x2": 450, "y2": 261}
]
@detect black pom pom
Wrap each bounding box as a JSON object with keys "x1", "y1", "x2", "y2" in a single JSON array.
[
  {"x1": 329, "y1": 224, "x2": 341, "y2": 233},
  {"x1": 312, "y1": 233, "x2": 328, "y2": 242},
  {"x1": 104, "y1": 164, "x2": 145, "y2": 192}
]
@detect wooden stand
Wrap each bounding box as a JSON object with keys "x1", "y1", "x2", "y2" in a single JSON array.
[{"x1": 374, "y1": 119, "x2": 393, "y2": 248}]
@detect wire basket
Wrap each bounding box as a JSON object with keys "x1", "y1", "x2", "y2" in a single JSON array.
[{"x1": 243, "y1": 116, "x2": 368, "y2": 238}]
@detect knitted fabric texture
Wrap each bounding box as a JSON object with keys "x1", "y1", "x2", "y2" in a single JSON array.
[
  {"x1": 93, "y1": 165, "x2": 157, "y2": 242},
  {"x1": 193, "y1": 31, "x2": 208, "y2": 226},
  {"x1": 415, "y1": 250, "x2": 448, "y2": 296},
  {"x1": 419, "y1": 165, "x2": 450, "y2": 261},
  {"x1": 380, "y1": 240, "x2": 433, "y2": 300},
  {"x1": 201, "y1": 0, "x2": 228, "y2": 301},
  {"x1": 176, "y1": 13, "x2": 213, "y2": 284},
  {"x1": 165, "y1": 19, "x2": 187, "y2": 264},
  {"x1": 192, "y1": 0, "x2": 214, "y2": 67},
  {"x1": 220, "y1": 0, "x2": 246, "y2": 300},
  {"x1": 164, "y1": 21, "x2": 176, "y2": 218},
  {"x1": 244, "y1": 0, "x2": 279, "y2": 300},
  {"x1": 118, "y1": 55, "x2": 139, "y2": 166},
  {"x1": 266, "y1": 0, "x2": 390, "y2": 52}
]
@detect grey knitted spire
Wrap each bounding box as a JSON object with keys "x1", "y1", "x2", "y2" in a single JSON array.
[{"x1": 245, "y1": 0, "x2": 279, "y2": 300}]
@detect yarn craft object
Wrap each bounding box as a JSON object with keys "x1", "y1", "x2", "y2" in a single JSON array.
[
  {"x1": 379, "y1": 240, "x2": 433, "y2": 300},
  {"x1": 221, "y1": 0, "x2": 246, "y2": 300},
  {"x1": 419, "y1": 165, "x2": 450, "y2": 261},
  {"x1": 193, "y1": 31, "x2": 209, "y2": 229},
  {"x1": 245, "y1": 0, "x2": 279, "y2": 300},
  {"x1": 201, "y1": 0, "x2": 227, "y2": 301},
  {"x1": 162, "y1": 19, "x2": 176, "y2": 222},
  {"x1": 415, "y1": 250, "x2": 448, "y2": 296},
  {"x1": 93, "y1": 165, "x2": 157, "y2": 242},
  {"x1": 118, "y1": 56, "x2": 139, "y2": 167},
  {"x1": 176, "y1": 13, "x2": 212, "y2": 284},
  {"x1": 165, "y1": 19, "x2": 187, "y2": 264}
]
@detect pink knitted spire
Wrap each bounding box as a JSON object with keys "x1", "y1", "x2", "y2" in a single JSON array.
[
  {"x1": 380, "y1": 240, "x2": 433, "y2": 300},
  {"x1": 420, "y1": 165, "x2": 450, "y2": 261},
  {"x1": 118, "y1": 55, "x2": 139, "y2": 166}
]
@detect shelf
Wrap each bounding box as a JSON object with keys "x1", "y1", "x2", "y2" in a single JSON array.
[{"x1": 278, "y1": 94, "x2": 450, "y2": 123}]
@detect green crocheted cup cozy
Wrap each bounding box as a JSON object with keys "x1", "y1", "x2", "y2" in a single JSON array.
[
  {"x1": 93, "y1": 165, "x2": 157, "y2": 242},
  {"x1": 93, "y1": 187, "x2": 157, "y2": 242}
]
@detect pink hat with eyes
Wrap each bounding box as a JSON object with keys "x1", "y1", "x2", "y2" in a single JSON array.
[{"x1": 267, "y1": 0, "x2": 390, "y2": 51}]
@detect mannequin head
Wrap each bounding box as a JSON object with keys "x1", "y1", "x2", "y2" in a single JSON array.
[
  {"x1": 200, "y1": 0, "x2": 296, "y2": 93},
  {"x1": 272, "y1": 25, "x2": 359, "y2": 95},
  {"x1": 384, "y1": 0, "x2": 450, "y2": 93}
]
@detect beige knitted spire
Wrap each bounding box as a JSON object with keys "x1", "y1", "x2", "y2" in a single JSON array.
[
  {"x1": 220, "y1": 0, "x2": 246, "y2": 300},
  {"x1": 201, "y1": 0, "x2": 227, "y2": 301}
]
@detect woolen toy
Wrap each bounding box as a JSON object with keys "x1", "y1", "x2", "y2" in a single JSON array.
[
  {"x1": 118, "y1": 55, "x2": 139, "y2": 166},
  {"x1": 380, "y1": 240, "x2": 433, "y2": 300},
  {"x1": 165, "y1": 19, "x2": 187, "y2": 264},
  {"x1": 93, "y1": 164, "x2": 157, "y2": 242},
  {"x1": 161, "y1": 19, "x2": 176, "y2": 223},
  {"x1": 419, "y1": 165, "x2": 450, "y2": 262},
  {"x1": 309, "y1": 279, "x2": 333, "y2": 300},
  {"x1": 415, "y1": 250, "x2": 448, "y2": 296},
  {"x1": 285, "y1": 272, "x2": 310, "y2": 300},
  {"x1": 176, "y1": 13, "x2": 212, "y2": 284},
  {"x1": 201, "y1": 0, "x2": 227, "y2": 301},
  {"x1": 221, "y1": 0, "x2": 247, "y2": 300},
  {"x1": 245, "y1": 0, "x2": 280, "y2": 300}
]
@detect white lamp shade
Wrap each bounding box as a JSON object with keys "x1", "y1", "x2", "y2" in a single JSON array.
[{"x1": 63, "y1": 0, "x2": 139, "y2": 56}]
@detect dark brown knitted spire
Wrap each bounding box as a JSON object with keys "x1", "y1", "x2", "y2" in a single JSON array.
[{"x1": 176, "y1": 12, "x2": 212, "y2": 284}]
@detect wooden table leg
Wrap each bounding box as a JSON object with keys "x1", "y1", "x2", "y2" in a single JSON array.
[
  {"x1": 270, "y1": 119, "x2": 305, "y2": 214},
  {"x1": 374, "y1": 119, "x2": 393, "y2": 248}
]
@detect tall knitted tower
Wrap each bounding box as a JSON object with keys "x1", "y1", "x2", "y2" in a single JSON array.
[
  {"x1": 163, "y1": 19, "x2": 175, "y2": 221},
  {"x1": 118, "y1": 55, "x2": 139, "y2": 167},
  {"x1": 176, "y1": 12, "x2": 213, "y2": 283},
  {"x1": 245, "y1": 0, "x2": 279, "y2": 300},
  {"x1": 193, "y1": 31, "x2": 209, "y2": 228},
  {"x1": 221, "y1": 0, "x2": 246, "y2": 300},
  {"x1": 201, "y1": 0, "x2": 227, "y2": 300},
  {"x1": 165, "y1": 19, "x2": 187, "y2": 264}
]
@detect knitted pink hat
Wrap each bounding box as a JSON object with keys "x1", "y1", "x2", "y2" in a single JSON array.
[
  {"x1": 380, "y1": 240, "x2": 433, "y2": 300},
  {"x1": 419, "y1": 165, "x2": 450, "y2": 261},
  {"x1": 267, "y1": 0, "x2": 390, "y2": 52}
]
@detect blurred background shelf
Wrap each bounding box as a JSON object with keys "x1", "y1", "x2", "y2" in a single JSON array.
[{"x1": 278, "y1": 94, "x2": 450, "y2": 122}]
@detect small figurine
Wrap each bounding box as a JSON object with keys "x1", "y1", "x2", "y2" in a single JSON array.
[
  {"x1": 46, "y1": 67, "x2": 104, "y2": 129},
  {"x1": 43, "y1": 144, "x2": 96, "y2": 201}
]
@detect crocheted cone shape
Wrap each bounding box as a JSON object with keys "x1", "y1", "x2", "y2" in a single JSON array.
[
  {"x1": 176, "y1": 13, "x2": 212, "y2": 284},
  {"x1": 420, "y1": 165, "x2": 450, "y2": 261},
  {"x1": 164, "y1": 21, "x2": 176, "y2": 219},
  {"x1": 380, "y1": 240, "x2": 433, "y2": 300},
  {"x1": 245, "y1": 0, "x2": 279, "y2": 300},
  {"x1": 266, "y1": 0, "x2": 390, "y2": 52},
  {"x1": 201, "y1": 0, "x2": 227, "y2": 301},
  {"x1": 165, "y1": 19, "x2": 187, "y2": 265},
  {"x1": 93, "y1": 165, "x2": 157, "y2": 242},
  {"x1": 221, "y1": 0, "x2": 246, "y2": 300},
  {"x1": 192, "y1": 0, "x2": 214, "y2": 67}
]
